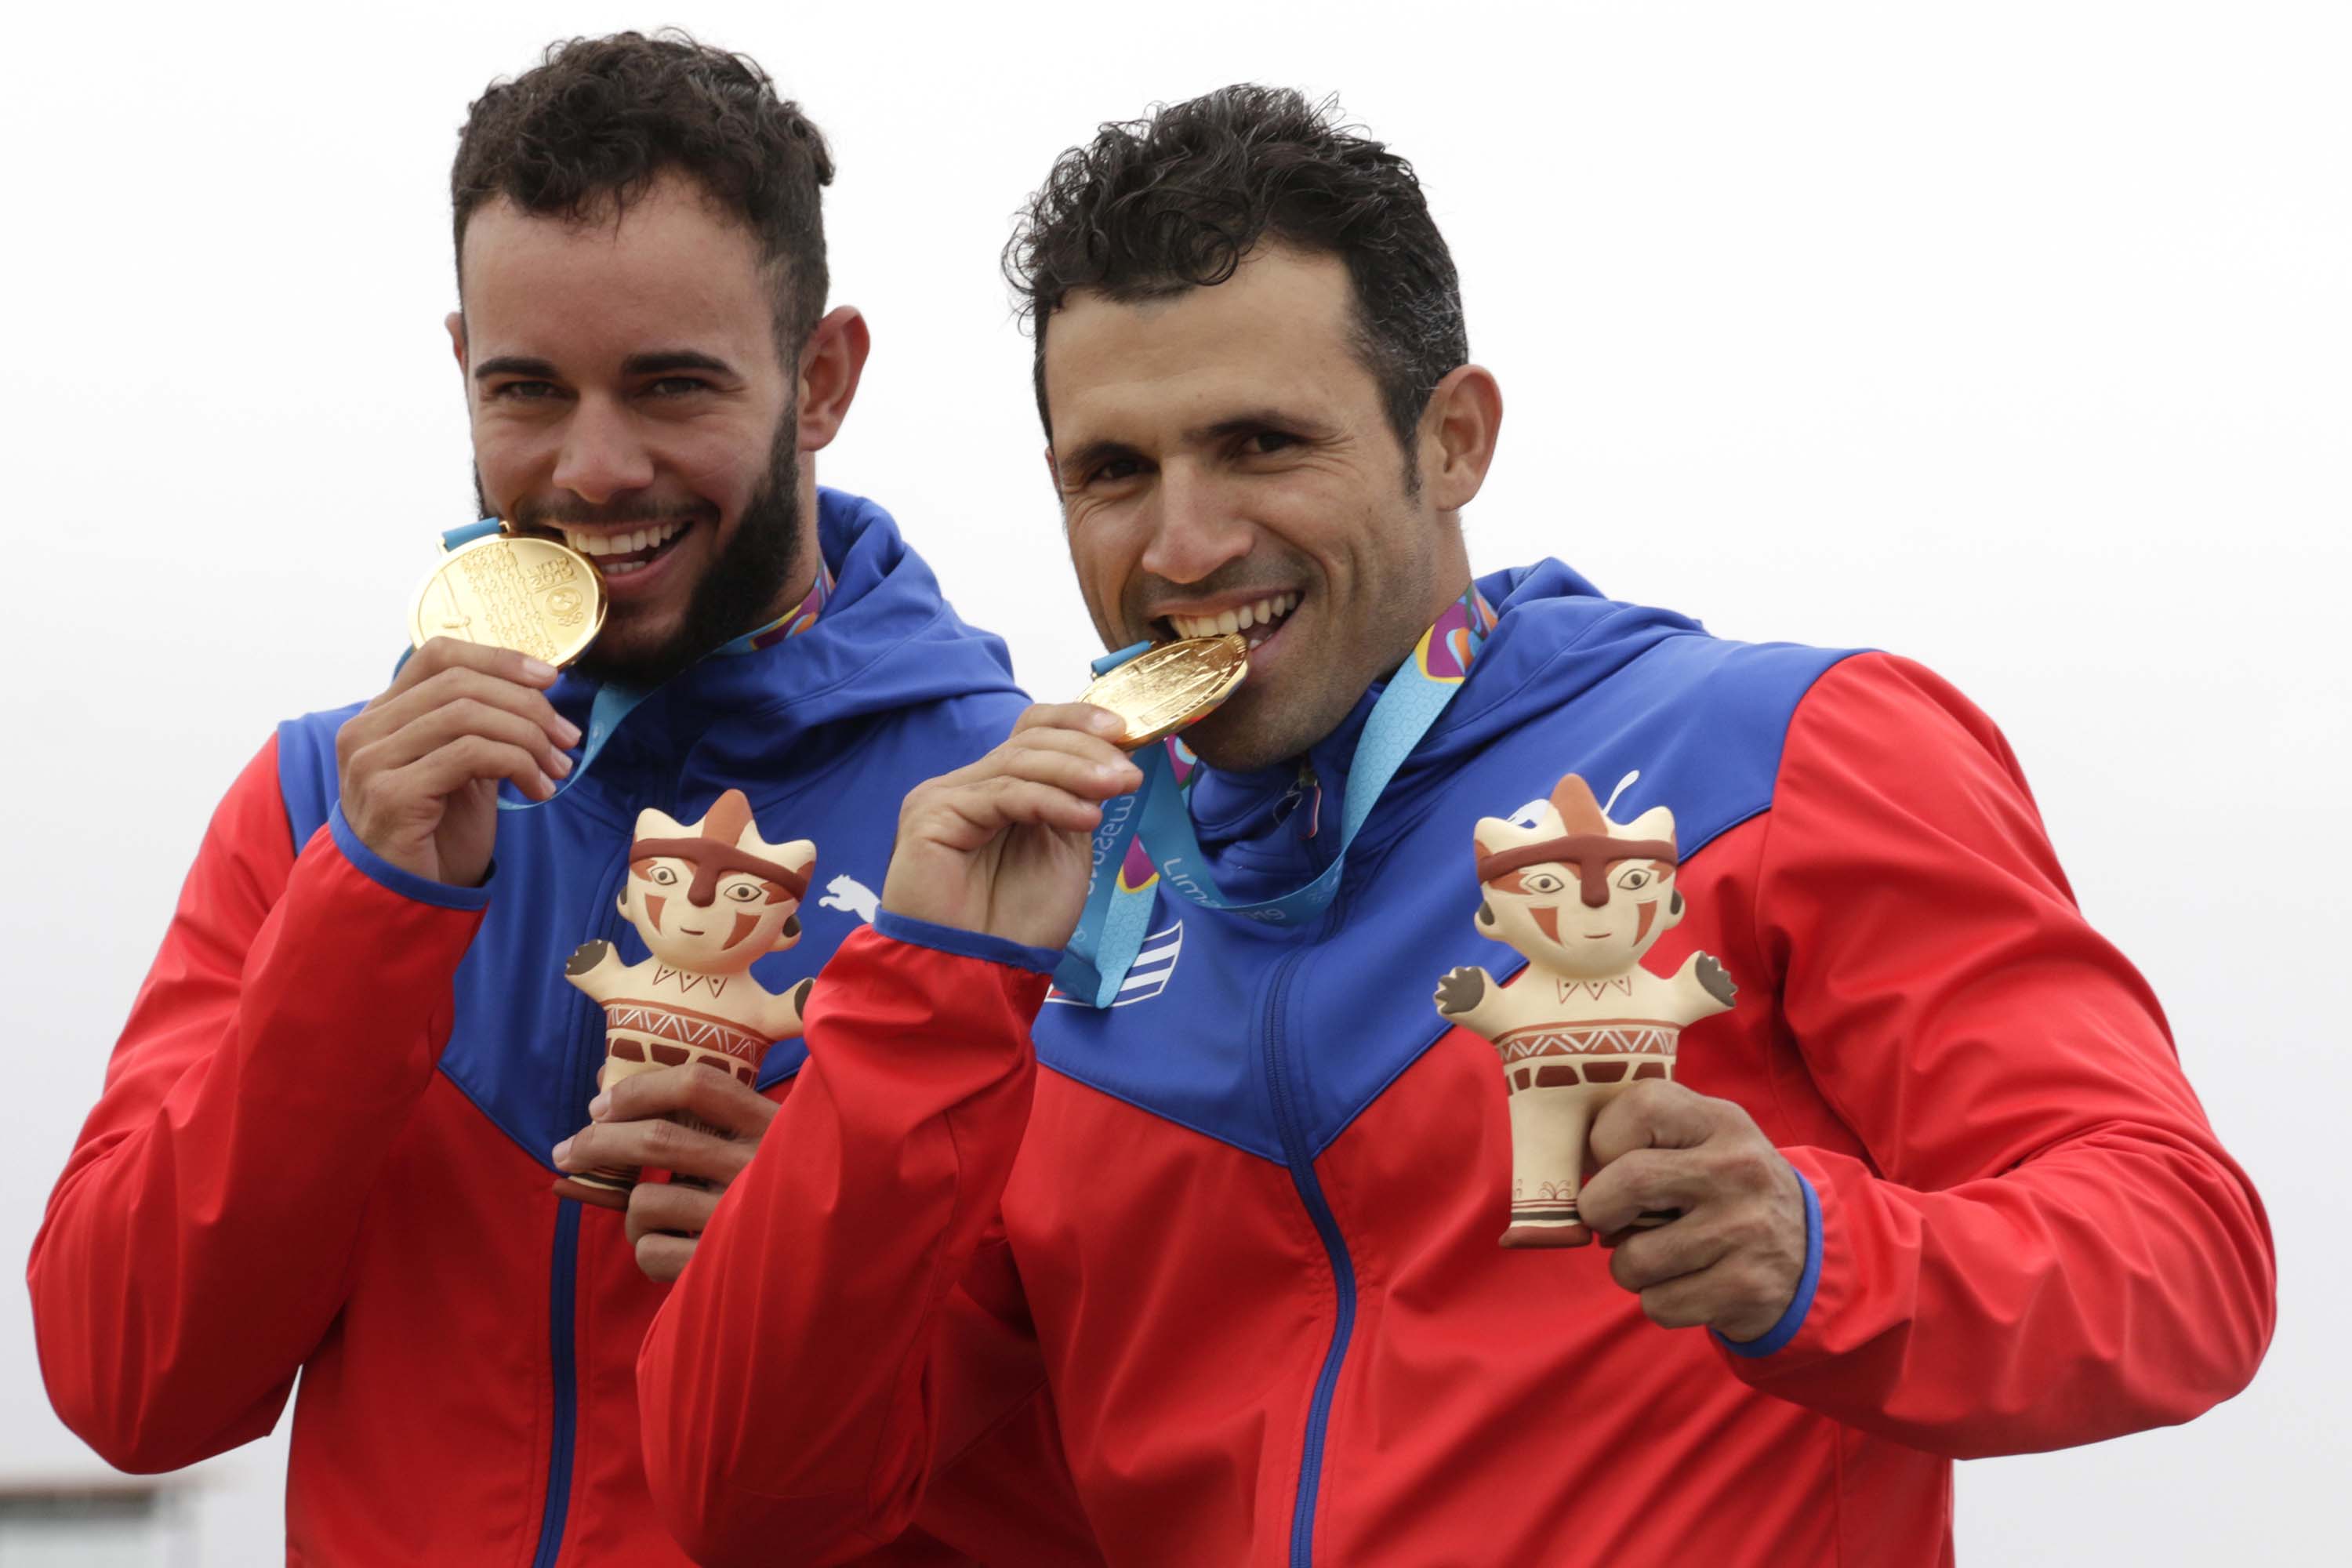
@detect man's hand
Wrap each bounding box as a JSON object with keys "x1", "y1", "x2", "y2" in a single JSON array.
[
  {"x1": 549, "y1": 1065, "x2": 779, "y2": 1283},
  {"x1": 880, "y1": 703, "x2": 1143, "y2": 951},
  {"x1": 335, "y1": 638, "x2": 580, "y2": 887},
  {"x1": 1577, "y1": 1080, "x2": 1807, "y2": 1344}
]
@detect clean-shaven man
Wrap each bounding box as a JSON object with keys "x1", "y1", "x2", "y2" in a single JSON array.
[{"x1": 642, "y1": 85, "x2": 2274, "y2": 1567}]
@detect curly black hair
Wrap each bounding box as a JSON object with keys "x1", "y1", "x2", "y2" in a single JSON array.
[
  {"x1": 452, "y1": 31, "x2": 833, "y2": 350},
  {"x1": 1006, "y1": 85, "x2": 1468, "y2": 461}
]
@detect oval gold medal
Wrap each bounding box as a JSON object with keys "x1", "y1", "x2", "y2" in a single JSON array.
[
  {"x1": 408, "y1": 532, "x2": 607, "y2": 669},
  {"x1": 1076, "y1": 633, "x2": 1250, "y2": 750}
]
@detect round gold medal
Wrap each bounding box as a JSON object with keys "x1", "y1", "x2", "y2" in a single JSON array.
[
  {"x1": 408, "y1": 532, "x2": 607, "y2": 669},
  {"x1": 1076, "y1": 633, "x2": 1250, "y2": 750}
]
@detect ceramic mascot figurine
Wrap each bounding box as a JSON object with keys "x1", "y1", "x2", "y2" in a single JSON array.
[
  {"x1": 1434, "y1": 773, "x2": 1737, "y2": 1247},
  {"x1": 552, "y1": 789, "x2": 817, "y2": 1210}
]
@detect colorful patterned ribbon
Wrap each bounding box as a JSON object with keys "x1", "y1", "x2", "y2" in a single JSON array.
[{"x1": 1054, "y1": 584, "x2": 1497, "y2": 1007}]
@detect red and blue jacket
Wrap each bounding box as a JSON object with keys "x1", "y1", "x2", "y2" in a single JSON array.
[
  {"x1": 28, "y1": 491, "x2": 1103, "y2": 1568},
  {"x1": 641, "y1": 558, "x2": 2275, "y2": 1567}
]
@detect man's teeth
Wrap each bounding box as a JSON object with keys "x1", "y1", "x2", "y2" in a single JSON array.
[
  {"x1": 558, "y1": 518, "x2": 688, "y2": 558},
  {"x1": 1170, "y1": 593, "x2": 1298, "y2": 641}
]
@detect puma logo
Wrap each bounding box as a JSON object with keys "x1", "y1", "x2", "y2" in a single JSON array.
[{"x1": 818, "y1": 873, "x2": 880, "y2": 924}]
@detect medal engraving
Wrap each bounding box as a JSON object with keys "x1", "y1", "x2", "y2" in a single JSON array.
[
  {"x1": 1077, "y1": 633, "x2": 1249, "y2": 749},
  {"x1": 409, "y1": 534, "x2": 606, "y2": 668}
]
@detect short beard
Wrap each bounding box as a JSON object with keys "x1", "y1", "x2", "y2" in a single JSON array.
[
  {"x1": 477, "y1": 405, "x2": 805, "y2": 688},
  {"x1": 1181, "y1": 666, "x2": 1364, "y2": 775}
]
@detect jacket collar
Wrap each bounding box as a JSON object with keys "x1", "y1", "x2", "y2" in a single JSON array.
[
  {"x1": 1183, "y1": 560, "x2": 1678, "y2": 882},
  {"x1": 543, "y1": 488, "x2": 1021, "y2": 811}
]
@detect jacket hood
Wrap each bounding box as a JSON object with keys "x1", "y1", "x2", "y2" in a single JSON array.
[
  {"x1": 549, "y1": 487, "x2": 1021, "y2": 789},
  {"x1": 1189, "y1": 560, "x2": 1697, "y2": 887}
]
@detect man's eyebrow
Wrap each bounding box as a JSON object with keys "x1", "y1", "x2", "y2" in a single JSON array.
[
  {"x1": 620, "y1": 349, "x2": 742, "y2": 379},
  {"x1": 469, "y1": 350, "x2": 745, "y2": 383},
  {"x1": 472, "y1": 355, "x2": 558, "y2": 383},
  {"x1": 1055, "y1": 437, "x2": 1144, "y2": 482},
  {"x1": 1187, "y1": 408, "x2": 1329, "y2": 444}
]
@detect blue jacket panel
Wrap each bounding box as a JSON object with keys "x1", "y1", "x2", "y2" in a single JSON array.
[
  {"x1": 276, "y1": 488, "x2": 1028, "y2": 1164},
  {"x1": 1033, "y1": 561, "x2": 1860, "y2": 1163}
]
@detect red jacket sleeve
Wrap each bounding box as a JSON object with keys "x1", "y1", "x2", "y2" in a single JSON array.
[
  {"x1": 27, "y1": 738, "x2": 488, "y2": 1472},
  {"x1": 639, "y1": 922, "x2": 1098, "y2": 1568},
  {"x1": 1724, "y1": 652, "x2": 2274, "y2": 1454}
]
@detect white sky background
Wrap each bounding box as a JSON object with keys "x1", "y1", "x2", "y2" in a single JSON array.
[{"x1": 2, "y1": 1, "x2": 2345, "y2": 1562}]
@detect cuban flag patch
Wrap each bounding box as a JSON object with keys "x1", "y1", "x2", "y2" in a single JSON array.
[{"x1": 1049, "y1": 920, "x2": 1185, "y2": 1007}]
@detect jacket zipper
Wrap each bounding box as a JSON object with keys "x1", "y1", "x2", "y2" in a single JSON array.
[
  {"x1": 1264, "y1": 897, "x2": 1356, "y2": 1568},
  {"x1": 529, "y1": 846, "x2": 639, "y2": 1568},
  {"x1": 530, "y1": 1200, "x2": 583, "y2": 1568}
]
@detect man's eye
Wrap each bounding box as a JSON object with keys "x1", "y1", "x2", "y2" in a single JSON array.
[
  {"x1": 1244, "y1": 430, "x2": 1299, "y2": 456},
  {"x1": 1092, "y1": 458, "x2": 1143, "y2": 485},
  {"x1": 490, "y1": 380, "x2": 560, "y2": 401},
  {"x1": 645, "y1": 377, "x2": 712, "y2": 397}
]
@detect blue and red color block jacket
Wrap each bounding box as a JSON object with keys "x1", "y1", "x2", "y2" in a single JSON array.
[
  {"x1": 641, "y1": 559, "x2": 2275, "y2": 1566},
  {"x1": 28, "y1": 492, "x2": 1102, "y2": 1568}
]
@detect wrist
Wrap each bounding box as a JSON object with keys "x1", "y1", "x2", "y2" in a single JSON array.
[
  {"x1": 1715, "y1": 1167, "x2": 1824, "y2": 1359},
  {"x1": 873, "y1": 909, "x2": 1064, "y2": 975},
  {"x1": 328, "y1": 804, "x2": 495, "y2": 910}
]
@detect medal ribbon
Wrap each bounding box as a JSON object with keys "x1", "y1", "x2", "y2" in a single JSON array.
[
  {"x1": 426, "y1": 521, "x2": 833, "y2": 812},
  {"x1": 1054, "y1": 584, "x2": 1497, "y2": 1007}
]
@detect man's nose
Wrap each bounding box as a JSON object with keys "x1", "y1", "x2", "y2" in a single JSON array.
[
  {"x1": 1138, "y1": 465, "x2": 1251, "y2": 584},
  {"x1": 551, "y1": 397, "x2": 656, "y2": 503}
]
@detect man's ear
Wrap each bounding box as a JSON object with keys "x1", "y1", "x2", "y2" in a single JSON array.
[
  {"x1": 1417, "y1": 364, "x2": 1504, "y2": 514},
  {"x1": 796, "y1": 305, "x2": 872, "y2": 452},
  {"x1": 446, "y1": 310, "x2": 467, "y2": 376}
]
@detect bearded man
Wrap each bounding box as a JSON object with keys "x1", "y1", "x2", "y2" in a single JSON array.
[{"x1": 31, "y1": 33, "x2": 1097, "y2": 1568}]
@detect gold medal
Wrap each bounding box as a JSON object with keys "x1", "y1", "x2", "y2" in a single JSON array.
[
  {"x1": 1076, "y1": 633, "x2": 1250, "y2": 750},
  {"x1": 408, "y1": 531, "x2": 607, "y2": 669}
]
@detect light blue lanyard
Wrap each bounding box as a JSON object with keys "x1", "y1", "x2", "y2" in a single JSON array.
[
  {"x1": 1054, "y1": 585, "x2": 1495, "y2": 1007},
  {"x1": 423, "y1": 521, "x2": 827, "y2": 812}
]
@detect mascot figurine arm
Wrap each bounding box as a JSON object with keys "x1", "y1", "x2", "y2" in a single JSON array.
[
  {"x1": 753, "y1": 976, "x2": 818, "y2": 1045},
  {"x1": 1433, "y1": 964, "x2": 1512, "y2": 1039},
  {"x1": 1672, "y1": 951, "x2": 1739, "y2": 1025},
  {"x1": 564, "y1": 938, "x2": 630, "y2": 1007},
  {"x1": 1435, "y1": 772, "x2": 1737, "y2": 1249}
]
